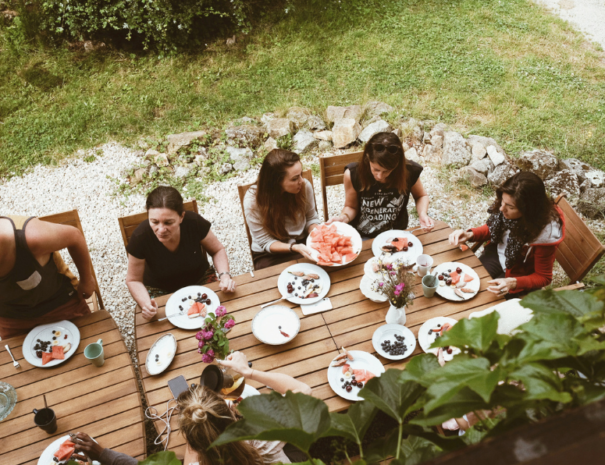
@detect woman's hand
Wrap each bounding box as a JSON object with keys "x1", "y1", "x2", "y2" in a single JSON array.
[
  {"x1": 219, "y1": 351, "x2": 252, "y2": 377},
  {"x1": 292, "y1": 244, "x2": 317, "y2": 262},
  {"x1": 326, "y1": 214, "x2": 349, "y2": 225},
  {"x1": 219, "y1": 273, "x2": 236, "y2": 293},
  {"x1": 71, "y1": 432, "x2": 104, "y2": 462},
  {"x1": 142, "y1": 298, "x2": 158, "y2": 320},
  {"x1": 487, "y1": 278, "x2": 517, "y2": 296},
  {"x1": 419, "y1": 215, "x2": 435, "y2": 232},
  {"x1": 449, "y1": 229, "x2": 474, "y2": 246}
]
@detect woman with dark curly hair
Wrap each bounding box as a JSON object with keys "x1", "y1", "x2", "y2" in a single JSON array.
[{"x1": 449, "y1": 171, "x2": 565, "y2": 298}]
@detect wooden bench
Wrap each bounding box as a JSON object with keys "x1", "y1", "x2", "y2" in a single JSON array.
[{"x1": 319, "y1": 151, "x2": 363, "y2": 222}]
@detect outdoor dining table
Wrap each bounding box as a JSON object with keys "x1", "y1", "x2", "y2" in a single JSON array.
[
  {"x1": 0, "y1": 310, "x2": 146, "y2": 465},
  {"x1": 135, "y1": 220, "x2": 505, "y2": 457}
]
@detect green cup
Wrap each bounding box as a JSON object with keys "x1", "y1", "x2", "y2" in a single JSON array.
[
  {"x1": 84, "y1": 339, "x2": 104, "y2": 367},
  {"x1": 422, "y1": 274, "x2": 438, "y2": 298}
]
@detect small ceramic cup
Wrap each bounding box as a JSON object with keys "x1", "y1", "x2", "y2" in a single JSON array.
[
  {"x1": 422, "y1": 274, "x2": 439, "y2": 298},
  {"x1": 84, "y1": 339, "x2": 104, "y2": 367},
  {"x1": 415, "y1": 254, "x2": 434, "y2": 277},
  {"x1": 33, "y1": 407, "x2": 57, "y2": 434}
]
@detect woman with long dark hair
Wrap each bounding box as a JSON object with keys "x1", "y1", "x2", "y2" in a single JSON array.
[
  {"x1": 449, "y1": 171, "x2": 565, "y2": 297},
  {"x1": 244, "y1": 149, "x2": 321, "y2": 270},
  {"x1": 328, "y1": 132, "x2": 434, "y2": 238},
  {"x1": 126, "y1": 186, "x2": 236, "y2": 320}
]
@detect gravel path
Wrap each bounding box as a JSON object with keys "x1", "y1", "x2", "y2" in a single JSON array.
[{"x1": 534, "y1": 0, "x2": 605, "y2": 49}]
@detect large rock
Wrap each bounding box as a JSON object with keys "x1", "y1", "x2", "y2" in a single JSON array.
[
  {"x1": 131, "y1": 168, "x2": 146, "y2": 184},
  {"x1": 421, "y1": 145, "x2": 442, "y2": 165},
  {"x1": 318, "y1": 140, "x2": 333, "y2": 151},
  {"x1": 517, "y1": 150, "x2": 559, "y2": 180},
  {"x1": 306, "y1": 115, "x2": 326, "y2": 131},
  {"x1": 488, "y1": 162, "x2": 518, "y2": 188},
  {"x1": 264, "y1": 137, "x2": 278, "y2": 152},
  {"x1": 400, "y1": 118, "x2": 420, "y2": 137},
  {"x1": 431, "y1": 134, "x2": 444, "y2": 149},
  {"x1": 586, "y1": 170, "x2": 605, "y2": 188},
  {"x1": 332, "y1": 118, "x2": 361, "y2": 148},
  {"x1": 578, "y1": 188, "x2": 605, "y2": 219},
  {"x1": 261, "y1": 113, "x2": 275, "y2": 125},
  {"x1": 233, "y1": 159, "x2": 251, "y2": 171},
  {"x1": 467, "y1": 135, "x2": 505, "y2": 156},
  {"x1": 175, "y1": 165, "x2": 192, "y2": 178},
  {"x1": 545, "y1": 169, "x2": 580, "y2": 198},
  {"x1": 470, "y1": 158, "x2": 494, "y2": 175},
  {"x1": 405, "y1": 147, "x2": 420, "y2": 163},
  {"x1": 292, "y1": 130, "x2": 318, "y2": 154},
  {"x1": 225, "y1": 125, "x2": 264, "y2": 147},
  {"x1": 430, "y1": 123, "x2": 448, "y2": 138},
  {"x1": 558, "y1": 158, "x2": 592, "y2": 183},
  {"x1": 145, "y1": 149, "x2": 160, "y2": 159},
  {"x1": 314, "y1": 130, "x2": 333, "y2": 141},
  {"x1": 471, "y1": 143, "x2": 487, "y2": 160},
  {"x1": 358, "y1": 120, "x2": 393, "y2": 143},
  {"x1": 460, "y1": 166, "x2": 488, "y2": 188},
  {"x1": 286, "y1": 107, "x2": 312, "y2": 130},
  {"x1": 266, "y1": 118, "x2": 293, "y2": 139},
  {"x1": 326, "y1": 105, "x2": 363, "y2": 123},
  {"x1": 166, "y1": 131, "x2": 206, "y2": 154},
  {"x1": 442, "y1": 131, "x2": 472, "y2": 168},
  {"x1": 154, "y1": 154, "x2": 170, "y2": 167},
  {"x1": 486, "y1": 145, "x2": 506, "y2": 166},
  {"x1": 364, "y1": 101, "x2": 394, "y2": 118},
  {"x1": 226, "y1": 146, "x2": 253, "y2": 162}
]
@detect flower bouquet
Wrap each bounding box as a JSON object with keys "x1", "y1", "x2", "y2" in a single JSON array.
[
  {"x1": 195, "y1": 306, "x2": 235, "y2": 363},
  {"x1": 372, "y1": 259, "x2": 415, "y2": 308}
]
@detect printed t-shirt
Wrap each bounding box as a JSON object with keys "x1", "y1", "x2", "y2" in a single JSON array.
[
  {"x1": 345, "y1": 161, "x2": 423, "y2": 238},
  {"x1": 127, "y1": 211, "x2": 211, "y2": 293}
]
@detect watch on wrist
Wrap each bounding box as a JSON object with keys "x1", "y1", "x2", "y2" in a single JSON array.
[
  {"x1": 289, "y1": 242, "x2": 295, "y2": 253},
  {"x1": 218, "y1": 272, "x2": 232, "y2": 279}
]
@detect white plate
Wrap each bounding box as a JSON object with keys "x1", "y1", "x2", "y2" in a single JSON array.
[
  {"x1": 38, "y1": 435, "x2": 100, "y2": 465},
  {"x1": 23, "y1": 321, "x2": 80, "y2": 368},
  {"x1": 372, "y1": 324, "x2": 416, "y2": 360},
  {"x1": 363, "y1": 257, "x2": 396, "y2": 280},
  {"x1": 252, "y1": 305, "x2": 300, "y2": 345},
  {"x1": 327, "y1": 350, "x2": 385, "y2": 401},
  {"x1": 165, "y1": 286, "x2": 220, "y2": 330},
  {"x1": 306, "y1": 221, "x2": 363, "y2": 266},
  {"x1": 241, "y1": 384, "x2": 260, "y2": 399},
  {"x1": 432, "y1": 262, "x2": 480, "y2": 301},
  {"x1": 360, "y1": 275, "x2": 388, "y2": 303},
  {"x1": 278, "y1": 263, "x2": 330, "y2": 305},
  {"x1": 146, "y1": 333, "x2": 177, "y2": 376},
  {"x1": 418, "y1": 317, "x2": 461, "y2": 362},
  {"x1": 372, "y1": 230, "x2": 423, "y2": 264}
]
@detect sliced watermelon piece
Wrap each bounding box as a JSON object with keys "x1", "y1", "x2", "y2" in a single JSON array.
[
  {"x1": 51, "y1": 345, "x2": 65, "y2": 360},
  {"x1": 54, "y1": 440, "x2": 76, "y2": 462},
  {"x1": 450, "y1": 271, "x2": 460, "y2": 285},
  {"x1": 391, "y1": 237, "x2": 408, "y2": 251},
  {"x1": 344, "y1": 253, "x2": 358, "y2": 263},
  {"x1": 464, "y1": 274, "x2": 475, "y2": 282},
  {"x1": 42, "y1": 352, "x2": 53, "y2": 365}
]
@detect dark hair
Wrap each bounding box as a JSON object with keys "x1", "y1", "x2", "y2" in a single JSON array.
[
  {"x1": 146, "y1": 186, "x2": 184, "y2": 215},
  {"x1": 358, "y1": 132, "x2": 408, "y2": 193},
  {"x1": 489, "y1": 171, "x2": 560, "y2": 242},
  {"x1": 255, "y1": 149, "x2": 308, "y2": 241}
]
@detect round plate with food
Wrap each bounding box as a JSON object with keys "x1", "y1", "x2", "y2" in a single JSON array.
[
  {"x1": 418, "y1": 317, "x2": 461, "y2": 362},
  {"x1": 372, "y1": 324, "x2": 416, "y2": 361},
  {"x1": 372, "y1": 230, "x2": 423, "y2": 264},
  {"x1": 363, "y1": 256, "x2": 396, "y2": 280},
  {"x1": 360, "y1": 275, "x2": 388, "y2": 303},
  {"x1": 165, "y1": 286, "x2": 220, "y2": 330},
  {"x1": 432, "y1": 262, "x2": 480, "y2": 301},
  {"x1": 307, "y1": 221, "x2": 362, "y2": 267},
  {"x1": 23, "y1": 320, "x2": 80, "y2": 368},
  {"x1": 252, "y1": 305, "x2": 300, "y2": 345},
  {"x1": 146, "y1": 333, "x2": 177, "y2": 376},
  {"x1": 38, "y1": 434, "x2": 101, "y2": 465},
  {"x1": 328, "y1": 350, "x2": 385, "y2": 401},
  {"x1": 278, "y1": 263, "x2": 330, "y2": 305}
]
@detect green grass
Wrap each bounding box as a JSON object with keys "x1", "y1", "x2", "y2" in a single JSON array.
[{"x1": 1, "y1": 0, "x2": 605, "y2": 178}]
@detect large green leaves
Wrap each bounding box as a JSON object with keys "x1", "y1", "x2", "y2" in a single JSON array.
[
  {"x1": 509, "y1": 363, "x2": 572, "y2": 403},
  {"x1": 359, "y1": 369, "x2": 425, "y2": 422},
  {"x1": 137, "y1": 451, "x2": 182, "y2": 465},
  {"x1": 212, "y1": 391, "x2": 330, "y2": 453},
  {"x1": 399, "y1": 353, "x2": 441, "y2": 385},
  {"x1": 324, "y1": 400, "x2": 377, "y2": 446},
  {"x1": 411, "y1": 387, "x2": 490, "y2": 426},
  {"x1": 430, "y1": 312, "x2": 499, "y2": 354},
  {"x1": 521, "y1": 289, "x2": 604, "y2": 318}
]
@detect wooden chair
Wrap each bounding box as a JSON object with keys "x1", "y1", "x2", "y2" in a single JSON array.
[
  {"x1": 471, "y1": 195, "x2": 605, "y2": 289},
  {"x1": 117, "y1": 200, "x2": 199, "y2": 248},
  {"x1": 40, "y1": 210, "x2": 104, "y2": 311},
  {"x1": 319, "y1": 151, "x2": 363, "y2": 221},
  {"x1": 237, "y1": 170, "x2": 315, "y2": 251}
]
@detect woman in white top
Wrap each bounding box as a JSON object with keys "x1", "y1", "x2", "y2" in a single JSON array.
[{"x1": 244, "y1": 149, "x2": 321, "y2": 270}]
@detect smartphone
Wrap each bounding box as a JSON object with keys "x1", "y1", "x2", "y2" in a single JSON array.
[{"x1": 168, "y1": 375, "x2": 189, "y2": 399}]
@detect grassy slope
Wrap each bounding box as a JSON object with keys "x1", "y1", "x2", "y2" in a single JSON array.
[{"x1": 0, "y1": 0, "x2": 604, "y2": 178}]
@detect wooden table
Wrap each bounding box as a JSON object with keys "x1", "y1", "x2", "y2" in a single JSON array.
[
  {"x1": 135, "y1": 220, "x2": 504, "y2": 456},
  {"x1": 0, "y1": 310, "x2": 146, "y2": 464}
]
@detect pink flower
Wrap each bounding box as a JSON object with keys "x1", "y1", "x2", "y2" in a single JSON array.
[
  {"x1": 197, "y1": 348, "x2": 202, "y2": 354},
  {"x1": 198, "y1": 341, "x2": 205, "y2": 349},
  {"x1": 202, "y1": 348, "x2": 215, "y2": 364},
  {"x1": 224, "y1": 318, "x2": 235, "y2": 329},
  {"x1": 395, "y1": 283, "x2": 405, "y2": 292},
  {"x1": 390, "y1": 271, "x2": 396, "y2": 276},
  {"x1": 195, "y1": 331, "x2": 203, "y2": 341},
  {"x1": 215, "y1": 306, "x2": 227, "y2": 317},
  {"x1": 379, "y1": 282, "x2": 384, "y2": 287},
  {"x1": 386, "y1": 264, "x2": 393, "y2": 270},
  {"x1": 394, "y1": 289, "x2": 401, "y2": 296},
  {"x1": 201, "y1": 329, "x2": 214, "y2": 340}
]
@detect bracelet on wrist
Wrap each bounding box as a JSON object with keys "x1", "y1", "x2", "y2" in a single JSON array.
[
  {"x1": 289, "y1": 242, "x2": 295, "y2": 253},
  {"x1": 218, "y1": 271, "x2": 232, "y2": 279},
  {"x1": 340, "y1": 212, "x2": 351, "y2": 223}
]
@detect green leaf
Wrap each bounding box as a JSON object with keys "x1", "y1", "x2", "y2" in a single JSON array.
[
  {"x1": 398, "y1": 435, "x2": 442, "y2": 465},
  {"x1": 401, "y1": 424, "x2": 466, "y2": 452},
  {"x1": 411, "y1": 388, "x2": 490, "y2": 426},
  {"x1": 399, "y1": 354, "x2": 441, "y2": 385},
  {"x1": 430, "y1": 312, "x2": 499, "y2": 353},
  {"x1": 359, "y1": 370, "x2": 425, "y2": 422},
  {"x1": 324, "y1": 400, "x2": 377, "y2": 445},
  {"x1": 365, "y1": 427, "x2": 399, "y2": 464},
  {"x1": 137, "y1": 451, "x2": 182, "y2": 465},
  {"x1": 212, "y1": 391, "x2": 330, "y2": 453},
  {"x1": 509, "y1": 363, "x2": 572, "y2": 403},
  {"x1": 521, "y1": 289, "x2": 604, "y2": 318}
]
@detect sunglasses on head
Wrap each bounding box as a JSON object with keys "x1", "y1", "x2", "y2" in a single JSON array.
[{"x1": 372, "y1": 143, "x2": 400, "y2": 155}]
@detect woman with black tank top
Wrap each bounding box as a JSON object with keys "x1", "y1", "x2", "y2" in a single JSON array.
[
  {"x1": 327, "y1": 132, "x2": 435, "y2": 238},
  {"x1": 125, "y1": 187, "x2": 236, "y2": 320}
]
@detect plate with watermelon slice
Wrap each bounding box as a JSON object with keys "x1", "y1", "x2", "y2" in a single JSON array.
[
  {"x1": 38, "y1": 435, "x2": 101, "y2": 465},
  {"x1": 432, "y1": 262, "x2": 480, "y2": 301},
  {"x1": 165, "y1": 285, "x2": 220, "y2": 330},
  {"x1": 307, "y1": 222, "x2": 362, "y2": 267},
  {"x1": 328, "y1": 350, "x2": 385, "y2": 401},
  {"x1": 372, "y1": 230, "x2": 423, "y2": 264},
  {"x1": 23, "y1": 320, "x2": 80, "y2": 368},
  {"x1": 278, "y1": 263, "x2": 330, "y2": 305}
]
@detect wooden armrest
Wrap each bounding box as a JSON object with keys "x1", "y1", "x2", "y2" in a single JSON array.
[
  {"x1": 86, "y1": 291, "x2": 100, "y2": 312},
  {"x1": 554, "y1": 283, "x2": 585, "y2": 291}
]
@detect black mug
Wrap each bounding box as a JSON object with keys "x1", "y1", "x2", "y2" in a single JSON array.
[{"x1": 33, "y1": 407, "x2": 57, "y2": 434}]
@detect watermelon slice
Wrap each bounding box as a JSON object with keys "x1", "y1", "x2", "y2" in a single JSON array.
[
  {"x1": 51, "y1": 345, "x2": 65, "y2": 360},
  {"x1": 343, "y1": 253, "x2": 357, "y2": 263},
  {"x1": 342, "y1": 363, "x2": 351, "y2": 374},
  {"x1": 464, "y1": 274, "x2": 474, "y2": 282},
  {"x1": 352, "y1": 368, "x2": 376, "y2": 383},
  {"x1": 187, "y1": 302, "x2": 206, "y2": 319},
  {"x1": 390, "y1": 237, "x2": 408, "y2": 251},
  {"x1": 450, "y1": 271, "x2": 460, "y2": 285},
  {"x1": 42, "y1": 352, "x2": 53, "y2": 365},
  {"x1": 54, "y1": 440, "x2": 76, "y2": 462}
]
